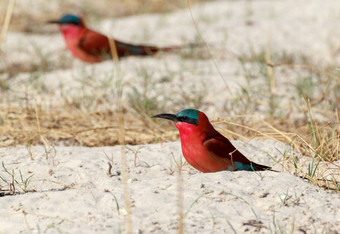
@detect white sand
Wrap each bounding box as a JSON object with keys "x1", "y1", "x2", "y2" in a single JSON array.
[
  {"x1": 1, "y1": 0, "x2": 340, "y2": 233},
  {"x1": 0, "y1": 141, "x2": 339, "y2": 233},
  {"x1": 4, "y1": 0, "x2": 340, "y2": 116}
]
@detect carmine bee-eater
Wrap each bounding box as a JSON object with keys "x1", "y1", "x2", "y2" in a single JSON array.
[
  {"x1": 152, "y1": 109, "x2": 271, "y2": 172},
  {"x1": 48, "y1": 14, "x2": 180, "y2": 63}
]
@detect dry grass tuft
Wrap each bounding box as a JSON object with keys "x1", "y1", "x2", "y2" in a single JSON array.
[{"x1": 214, "y1": 107, "x2": 340, "y2": 191}]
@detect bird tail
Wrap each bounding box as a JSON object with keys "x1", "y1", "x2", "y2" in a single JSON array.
[
  {"x1": 160, "y1": 42, "x2": 203, "y2": 52},
  {"x1": 251, "y1": 162, "x2": 272, "y2": 171},
  {"x1": 160, "y1": 42, "x2": 208, "y2": 55},
  {"x1": 118, "y1": 43, "x2": 179, "y2": 56},
  {"x1": 116, "y1": 40, "x2": 204, "y2": 56},
  {"x1": 115, "y1": 40, "x2": 159, "y2": 56}
]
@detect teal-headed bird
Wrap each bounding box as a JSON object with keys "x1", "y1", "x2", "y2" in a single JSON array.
[
  {"x1": 48, "y1": 14, "x2": 180, "y2": 63},
  {"x1": 152, "y1": 109, "x2": 271, "y2": 173}
]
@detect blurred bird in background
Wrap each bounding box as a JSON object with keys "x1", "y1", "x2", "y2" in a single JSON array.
[{"x1": 48, "y1": 14, "x2": 183, "y2": 63}]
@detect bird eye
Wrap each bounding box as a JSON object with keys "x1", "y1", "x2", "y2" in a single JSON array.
[{"x1": 179, "y1": 116, "x2": 189, "y2": 122}]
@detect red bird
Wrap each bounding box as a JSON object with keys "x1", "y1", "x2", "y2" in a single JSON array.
[
  {"x1": 152, "y1": 109, "x2": 271, "y2": 173},
  {"x1": 48, "y1": 14, "x2": 179, "y2": 63}
]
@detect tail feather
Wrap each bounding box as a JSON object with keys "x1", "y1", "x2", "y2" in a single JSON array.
[
  {"x1": 233, "y1": 161, "x2": 272, "y2": 171},
  {"x1": 115, "y1": 40, "x2": 203, "y2": 57},
  {"x1": 251, "y1": 162, "x2": 279, "y2": 172},
  {"x1": 115, "y1": 41, "x2": 157, "y2": 56},
  {"x1": 160, "y1": 42, "x2": 203, "y2": 52},
  {"x1": 251, "y1": 162, "x2": 271, "y2": 171}
]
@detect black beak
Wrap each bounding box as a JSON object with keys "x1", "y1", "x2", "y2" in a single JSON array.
[
  {"x1": 47, "y1": 20, "x2": 61, "y2": 24},
  {"x1": 151, "y1": 113, "x2": 178, "y2": 122}
]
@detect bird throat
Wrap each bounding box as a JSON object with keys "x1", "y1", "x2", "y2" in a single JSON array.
[
  {"x1": 175, "y1": 122, "x2": 204, "y2": 143},
  {"x1": 59, "y1": 24, "x2": 82, "y2": 38}
]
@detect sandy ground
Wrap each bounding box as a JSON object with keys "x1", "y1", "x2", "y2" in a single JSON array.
[
  {"x1": 0, "y1": 141, "x2": 339, "y2": 233},
  {"x1": 3, "y1": 0, "x2": 340, "y2": 115},
  {"x1": 1, "y1": 0, "x2": 340, "y2": 233}
]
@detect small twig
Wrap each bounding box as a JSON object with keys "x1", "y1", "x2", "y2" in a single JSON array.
[{"x1": 107, "y1": 162, "x2": 112, "y2": 176}]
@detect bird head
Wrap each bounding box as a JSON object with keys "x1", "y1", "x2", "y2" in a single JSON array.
[
  {"x1": 152, "y1": 109, "x2": 201, "y2": 131},
  {"x1": 47, "y1": 14, "x2": 85, "y2": 27}
]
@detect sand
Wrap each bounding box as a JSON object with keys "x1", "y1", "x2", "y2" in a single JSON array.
[{"x1": 0, "y1": 141, "x2": 339, "y2": 233}]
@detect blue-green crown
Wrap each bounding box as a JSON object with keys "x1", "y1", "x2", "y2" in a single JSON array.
[
  {"x1": 176, "y1": 109, "x2": 199, "y2": 125},
  {"x1": 176, "y1": 109, "x2": 199, "y2": 120},
  {"x1": 59, "y1": 14, "x2": 82, "y2": 25}
]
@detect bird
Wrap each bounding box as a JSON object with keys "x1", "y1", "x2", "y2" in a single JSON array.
[
  {"x1": 152, "y1": 109, "x2": 271, "y2": 173},
  {"x1": 48, "y1": 14, "x2": 181, "y2": 63}
]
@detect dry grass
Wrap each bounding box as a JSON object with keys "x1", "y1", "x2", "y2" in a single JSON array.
[
  {"x1": 214, "y1": 110, "x2": 339, "y2": 191},
  {"x1": 0, "y1": 104, "x2": 178, "y2": 147}
]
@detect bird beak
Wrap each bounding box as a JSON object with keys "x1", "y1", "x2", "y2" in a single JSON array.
[
  {"x1": 46, "y1": 20, "x2": 61, "y2": 24},
  {"x1": 151, "y1": 113, "x2": 178, "y2": 122}
]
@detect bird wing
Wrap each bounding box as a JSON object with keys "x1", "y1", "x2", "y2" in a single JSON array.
[
  {"x1": 202, "y1": 136, "x2": 252, "y2": 164},
  {"x1": 115, "y1": 40, "x2": 160, "y2": 56},
  {"x1": 78, "y1": 30, "x2": 158, "y2": 57},
  {"x1": 78, "y1": 29, "x2": 111, "y2": 57}
]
